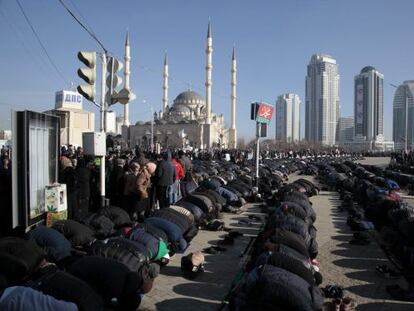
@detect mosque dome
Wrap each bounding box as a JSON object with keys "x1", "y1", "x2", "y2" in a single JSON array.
[{"x1": 173, "y1": 91, "x2": 205, "y2": 108}]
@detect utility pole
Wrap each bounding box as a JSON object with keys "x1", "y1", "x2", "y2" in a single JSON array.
[
  {"x1": 100, "y1": 53, "x2": 107, "y2": 207},
  {"x1": 405, "y1": 86, "x2": 408, "y2": 153},
  {"x1": 255, "y1": 122, "x2": 260, "y2": 187}
]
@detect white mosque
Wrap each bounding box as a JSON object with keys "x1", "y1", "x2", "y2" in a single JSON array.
[{"x1": 123, "y1": 22, "x2": 238, "y2": 150}]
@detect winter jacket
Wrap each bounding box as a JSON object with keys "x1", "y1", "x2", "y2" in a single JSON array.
[
  {"x1": 134, "y1": 223, "x2": 168, "y2": 243},
  {"x1": 68, "y1": 256, "x2": 142, "y2": 310},
  {"x1": 267, "y1": 228, "x2": 309, "y2": 257},
  {"x1": 88, "y1": 238, "x2": 149, "y2": 271},
  {"x1": 156, "y1": 152, "x2": 176, "y2": 186},
  {"x1": 180, "y1": 180, "x2": 198, "y2": 197},
  {"x1": 144, "y1": 217, "x2": 187, "y2": 251},
  {"x1": 275, "y1": 202, "x2": 309, "y2": 222},
  {"x1": 0, "y1": 237, "x2": 45, "y2": 283},
  {"x1": 98, "y1": 206, "x2": 132, "y2": 228},
  {"x1": 215, "y1": 187, "x2": 239, "y2": 203},
  {"x1": 176, "y1": 201, "x2": 205, "y2": 223},
  {"x1": 0, "y1": 286, "x2": 78, "y2": 311},
  {"x1": 183, "y1": 194, "x2": 214, "y2": 214},
  {"x1": 171, "y1": 159, "x2": 185, "y2": 181},
  {"x1": 79, "y1": 214, "x2": 114, "y2": 239},
  {"x1": 28, "y1": 225, "x2": 71, "y2": 262},
  {"x1": 153, "y1": 208, "x2": 192, "y2": 233},
  {"x1": 52, "y1": 220, "x2": 95, "y2": 247},
  {"x1": 254, "y1": 251, "x2": 315, "y2": 286},
  {"x1": 27, "y1": 265, "x2": 104, "y2": 311},
  {"x1": 178, "y1": 155, "x2": 192, "y2": 174},
  {"x1": 123, "y1": 172, "x2": 138, "y2": 196},
  {"x1": 169, "y1": 205, "x2": 196, "y2": 224},
  {"x1": 129, "y1": 228, "x2": 159, "y2": 259},
  {"x1": 136, "y1": 167, "x2": 151, "y2": 199},
  {"x1": 245, "y1": 265, "x2": 322, "y2": 311}
]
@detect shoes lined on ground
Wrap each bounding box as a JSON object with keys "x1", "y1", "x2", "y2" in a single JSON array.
[
  {"x1": 323, "y1": 285, "x2": 344, "y2": 299},
  {"x1": 340, "y1": 296, "x2": 357, "y2": 311},
  {"x1": 238, "y1": 219, "x2": 252, "y2": 226},
  {"x1": 205, "y1": 220, "x2": 224, "y2": 231},
  {"x1": 203, "y1": 246, "x2": 227, "y2": 254},
  {"x1": 248, "y1": 215, "x2": 263, "y2": 221},
  {"x1": 376, "y1": 265, "x2": 400, "y2": 279},
  {"x1": 228, "y1": 231, "x2": 243, "y2": 238}
]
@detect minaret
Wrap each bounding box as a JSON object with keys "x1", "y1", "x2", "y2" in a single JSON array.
[
  {"x1": 229, "y1": 47, "x2": 237, "y2": 149},
  {"x1": 163, "y1": 53, "x2": 169, "y2": 115},
  {"x1": 205, "y1": 21, "x2": 213, "y2": 125},
  {"x1": 123, "y1": 32, "x2": 131, "y2": 126}
]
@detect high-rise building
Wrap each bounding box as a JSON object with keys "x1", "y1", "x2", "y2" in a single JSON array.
[
  {"x1": 337, "y1": 116, "x2": 354, "y2": 143},
  {"x1": 275, "y1": 93, "x2": 300, "y2": 142},
  {"x1": 354, "y1": 66, "x2": 384, "y2": 143},
  {"x1": 305, "y1": 54, "x2": 340, "y2": 146},
  {"x1": 393, "y1": 80, "x2": 414, "y2": 150}
]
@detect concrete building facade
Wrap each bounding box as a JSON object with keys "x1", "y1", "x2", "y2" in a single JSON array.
[
  {"x1": 393, "y1": 80, "x2": 414, "y2": 150},
  {"x1": 305, "y1": 54, "x2": 340, "y2": 146},
  {"x1": 275, "y1": 93, "x2": 300, "y2": 142},
  {"x1": 354, "y1": 66, "x2": 384, "y2": 143},
  {"x1": 45, "y1": 90, "x2": 94, "y2": 146},
  {"x1": 337, "y1": 116, "x2": 354, "y2": 143}
]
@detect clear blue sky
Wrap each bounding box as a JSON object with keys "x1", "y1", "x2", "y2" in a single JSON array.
[{"x1": 0, "y1": 0, "x2": 413, "y2": 140}]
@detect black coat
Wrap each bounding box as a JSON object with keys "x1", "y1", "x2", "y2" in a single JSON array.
[
  {"x1": 28, "y1": 264, "x2": 104, "y2": 311},
  {"x1": 68, "y1": 256, "x2": 143, "y2": 310}
]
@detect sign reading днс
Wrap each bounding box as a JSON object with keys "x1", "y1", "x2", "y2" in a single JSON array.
[
  {"x1": 251, "y1": 102, "x2": 274, "y2": 124},
  {"x1": 55, "y1": 90, "x2": 83, "y2": 110}
]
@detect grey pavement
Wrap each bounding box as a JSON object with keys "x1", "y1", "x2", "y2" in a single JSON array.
[
  {"x1": 140, "y1": 157, "x2": 414, "y2": 310},
  {"x1": 290, "y1": 158, "x2": 414, "y2": 311},
  {"x1": 139, "y1": 205, "x2": 265, "y2": 311}
]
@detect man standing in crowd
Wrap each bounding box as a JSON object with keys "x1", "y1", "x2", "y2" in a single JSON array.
[
  {"x1": 178, "y1": 150, "x2": 192, "y2": 176},
  {"x1": 155, "y1": 151, "x2": 176, "y2": 209}
]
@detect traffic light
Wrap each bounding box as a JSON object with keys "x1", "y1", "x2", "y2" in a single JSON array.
[
  {"x1": 106, "y1": 57, "x2": 123, "y2": 105},
  {"x1": 77, "y1": 51, "x2": 96, "y2": 102},
  {"x1": 251, "y1": 102, "x2": 259, "y2": 120}
]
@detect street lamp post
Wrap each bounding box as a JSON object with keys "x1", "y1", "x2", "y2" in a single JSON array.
[{"x1": 143, "y1": 100, "x2": 154, "y2": 152}]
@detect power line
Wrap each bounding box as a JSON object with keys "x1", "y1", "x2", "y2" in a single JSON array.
[
  {"x1": 57, "y1": 0, "x2": 107, "y2": 53},
  {"x1": 0, "y1": 8, "x2": 53, "y2": 80},
  {"x1": 67, "y1": 0, "x2": 98, "y2": 39},
  {"x1": 15, "y1": 0, "x2": 69, "y2": 86}
]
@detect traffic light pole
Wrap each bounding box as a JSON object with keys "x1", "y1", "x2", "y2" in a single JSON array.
[
  {"x1": 100, "y1": 53, "x2": 107, "y2": 208},
  {"x1": 255, "y1": 121, "x2": 260, "y2": 188}
]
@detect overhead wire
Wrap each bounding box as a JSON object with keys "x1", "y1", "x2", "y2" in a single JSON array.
[
  {"x1": 67, "y1": 0, "x2": 98, "y2": 38},
  {"x1": 0, "y1": 7, "x2": 52, "y2": 80},
  {"x1": 15, "y1": 0, "x2": 69, "y2": 86},
  {"x1": 57, "y1": 0, "x2": 107, "y2": 53}
]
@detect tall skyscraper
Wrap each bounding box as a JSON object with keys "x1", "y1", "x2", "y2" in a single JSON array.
[
  {"x1": 393, "y1": 80, "x2": 414, "y2": 150},
  {"x1": 275, "y1": 93, "x2": 300, "y2": 142},
  {"x1": 305, "y1": 54, "x2": 340, "y2": 146},
  {"x1": 354, "y1": 66, "x2": 384, "y2": 143},
  {"x1": 337, "y1": 116, "x2": 354, "y2": 143}
]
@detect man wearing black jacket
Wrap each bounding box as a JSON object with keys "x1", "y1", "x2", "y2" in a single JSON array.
[{"x1": 155, "y1": 151, "x2": 176, "y2": 209}]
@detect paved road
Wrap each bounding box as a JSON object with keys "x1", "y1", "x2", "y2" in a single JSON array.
[
  {"x1": 290, "y1": 158, "x2": 414, "y2": 311},
  {"x1": 140, "y1": 157, "x2": 414, "y2": 310},
  {"x1": 139, "y1": 205, "x2": 265, "y2": 311}
]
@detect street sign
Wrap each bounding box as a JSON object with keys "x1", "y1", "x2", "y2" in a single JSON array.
[{"x1": 256, "y1": 102, "x2": 274, "y2": 124}]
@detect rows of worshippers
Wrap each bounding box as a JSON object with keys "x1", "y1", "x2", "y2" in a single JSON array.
[
  {"x1": 318, "y1": 160, "x2": 414, "y2": 302},
  {"x1": 0, "y1": 146, "x2": 278, "y2": 310}
]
